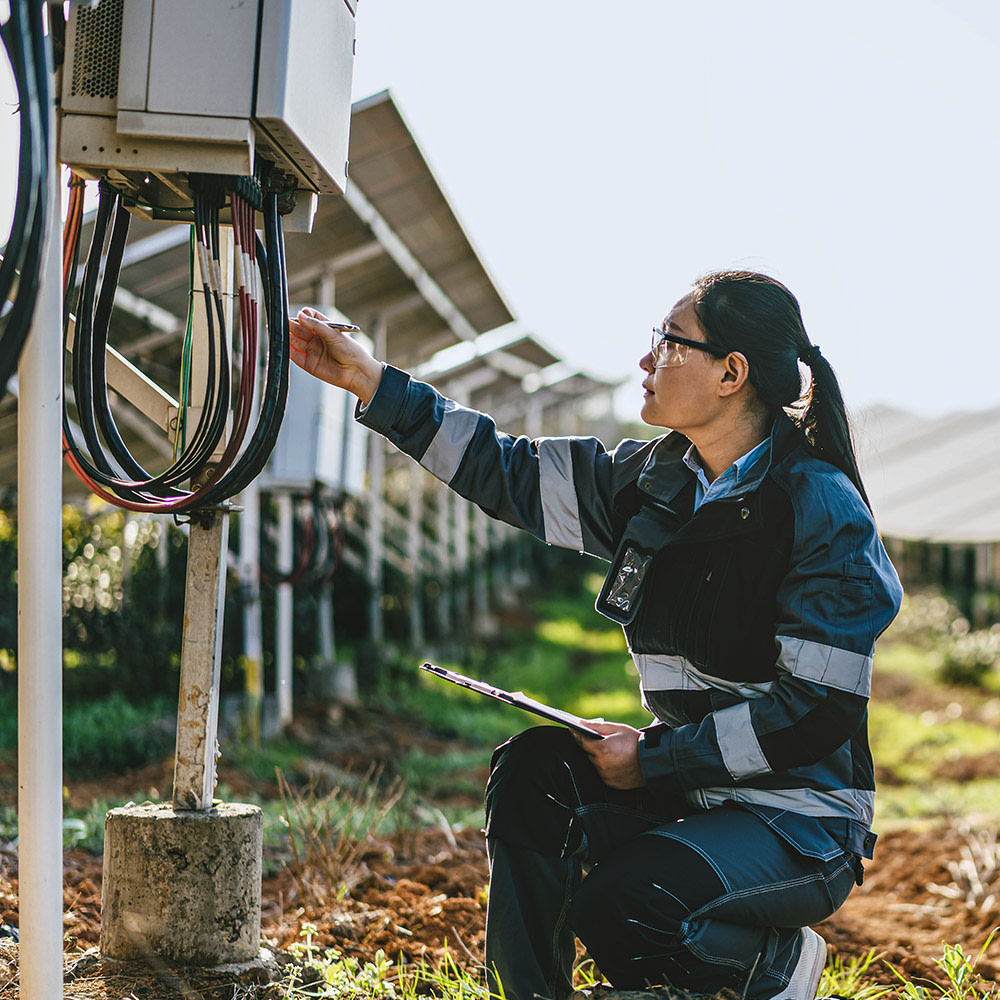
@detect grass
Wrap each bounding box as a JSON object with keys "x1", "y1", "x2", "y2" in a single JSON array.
[
  {"x1": 886, "y1": 931, "x2": 1000, "y2": 998},
  {"x1": 281, "y1": 924, "x2": 491, "y2": 1000},
  {"x1": 0, "y1": 690, "x2": 175, "y2": 776}
]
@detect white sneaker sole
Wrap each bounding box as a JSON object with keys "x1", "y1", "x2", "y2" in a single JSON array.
[{"x1": 772, "y1": 926, "x2": 827, "y2": 999}]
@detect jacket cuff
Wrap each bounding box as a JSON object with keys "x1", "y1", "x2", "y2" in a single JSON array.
[
  {"x1": 638, "y1": 724, "x2": 681, "y2": 793},
  {"x1": 355, "y1": 363, "x2": 408, "y2": 433}
]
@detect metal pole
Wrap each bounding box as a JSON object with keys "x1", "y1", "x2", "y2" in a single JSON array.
[
  {"x1": 17, "y1": 91, "x2": 64, "y2": 1000},
  {"x1": 314, "y1": 266, "x2": 342, "y2": 679},
  {"x1": 435, "y1": 480, "x2": 452, "y2": 637},
  {"x1": 473, "y1": 508, "x2": 490, "y2": 631},
  {"x1": 453, "y1": 491, "x2": 469, "y2": 625},
  {"x1": 239, "y1": 284, "x2": 264, "y2": 742},
  {"x1": 275, "y1": 492, "x2": 294, "y2": 726},
  {"x1": 239, "y1": 480, "x2": 263, "y2": 744},
  {"x1": 366, "y1": 315, "x2": 387, "y2": 646},
  {"x1": 408, "y1": 464, "x2": 425, "y2": 649}
]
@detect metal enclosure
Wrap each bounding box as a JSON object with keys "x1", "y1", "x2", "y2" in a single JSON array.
[
  {"x1": 60, "y1": 0, "x2": 356, "y2": 209},
  {"x1": 255, "y1": 0, "x2": 357, "y2": 195},
  {"x1": 265, "y1": 363, "x2": 368, "y2": 495}
]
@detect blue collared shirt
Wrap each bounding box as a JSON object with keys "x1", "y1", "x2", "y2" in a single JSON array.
[{"x1": 683, "y1": 436, "x2": 772, "y2": 510}]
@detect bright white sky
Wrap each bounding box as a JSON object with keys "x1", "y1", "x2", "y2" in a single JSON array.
[{"x1": 2, "y1": 0, "x2": 998, "y2": 420}]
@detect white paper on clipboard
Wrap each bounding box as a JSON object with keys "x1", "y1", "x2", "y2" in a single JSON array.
[{"x1": 419, "y1": 662, "x2": 603, "y2": 738}]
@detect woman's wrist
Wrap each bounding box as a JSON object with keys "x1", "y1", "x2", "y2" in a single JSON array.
[{"x1": 353, "y1": 358, "x2": 384, "y2": 406}]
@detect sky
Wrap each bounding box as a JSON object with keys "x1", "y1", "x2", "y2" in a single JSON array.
[{"x1": 2, "y1": 0, "x2": 998, "y2": 421}]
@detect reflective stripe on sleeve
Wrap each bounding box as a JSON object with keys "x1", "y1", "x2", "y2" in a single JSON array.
[
  {"x1": 714, "y1": 701, "x2": 771, "y2": 780},
  {"x1": 419, "y1": 402, "x2": 479, "y2": 485},
  {"x1": 538, "y1": 438, "x2": 584, "y2": 550},
  {"x1": 777, "y1": 635, "x2": 872, "y2": 696}
]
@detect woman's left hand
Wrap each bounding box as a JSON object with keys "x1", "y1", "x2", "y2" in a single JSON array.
[{"x1": 574, "y1": 721, "x2": 646, "y2": 789}]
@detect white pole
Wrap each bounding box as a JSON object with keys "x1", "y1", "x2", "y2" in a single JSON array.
[
  {"x1": 276, "y1": 492, "x2": 294, "y2": 726},
  {"x1": 453, "y1": 491, "x2": 469, "y2": 624},
  {"x1": 407, "y1": 464, "x2": 424, "y2": 649},
  {"x1": 239, "y1": 481, "x2": 263, "y2": 742},
  {"x1": 17, "y1": 93, "x2": 64, "y2": 1000},
  {"x1": 239, "y1": 286, "x2": 264, "y2": 741},
  {"x1": 366, "y1": 315, "x2": 387, "y2": 646},
  {"x1": 436, "y1": 480, "x2": 452, "y2": 636}
]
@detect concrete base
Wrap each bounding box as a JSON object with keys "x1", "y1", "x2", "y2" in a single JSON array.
[{"x1": 100, "y1": 802, "x2": 263, "y2": 966}]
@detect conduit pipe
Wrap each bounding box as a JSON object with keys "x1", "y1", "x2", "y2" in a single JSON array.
[{"x1": 17, "y1": 94, "x2": 64, "y2": 1000}]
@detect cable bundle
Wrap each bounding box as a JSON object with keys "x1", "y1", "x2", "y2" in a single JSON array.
[
  {"x1": 260, "y1": 488, "x2": 344, "y2": 588},
  {"x1": 62, "y1": 165, "x2": 291, "y2": 513},
  {"x1": 0, "y1": 0, "x2": 53, "y2": 393}
]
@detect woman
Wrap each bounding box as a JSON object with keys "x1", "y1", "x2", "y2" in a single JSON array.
[{"x1": 289, "y1": 271, "x2": 903, "y2": 1000}]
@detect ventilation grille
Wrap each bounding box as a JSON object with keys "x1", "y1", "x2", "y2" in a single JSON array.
[{"x1": 69, "y1": 0, "x2": 124, "y2": 100}]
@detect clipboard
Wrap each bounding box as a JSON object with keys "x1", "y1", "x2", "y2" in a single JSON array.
[{"x1": 419, "y1": 662, "x2": 604, "y2": 738}]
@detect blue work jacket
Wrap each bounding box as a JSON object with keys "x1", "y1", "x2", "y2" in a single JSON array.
[{"x1": 358, "y1": 365, "x2": 903, "y2": 860}]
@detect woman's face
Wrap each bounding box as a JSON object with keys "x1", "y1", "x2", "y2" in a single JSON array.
[{"x1": 639, "y1": 296, "x2": 726, "y2": 433}]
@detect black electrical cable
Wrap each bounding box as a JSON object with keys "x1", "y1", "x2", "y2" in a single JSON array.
[
  {"x1": 71, "y1": 184, "x2": 119, "y2": 477},
  {"x1": 64, "y1": 184, "x2": 234, "y2": 504},
  {"x1": 90, "y1": 188, "x2": 149, "y2": 480},
  {"x1": 63, "y1": 158, "x2": 291, "y2": 512},
  {"x1": 0, "y1": 0, "x2": 51, "y2": 393},
  {"x1": 197, "y1": 179, "x2": 290, "y2": 504}
]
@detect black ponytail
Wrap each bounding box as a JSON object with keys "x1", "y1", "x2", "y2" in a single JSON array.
[{"x1": 689, "y1": 271, "x2": 871, "y2": 511}]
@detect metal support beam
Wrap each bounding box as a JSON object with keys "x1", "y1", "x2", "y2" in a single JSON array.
[
  {"x1": 366, "y1": 315, "x2": 388, "y2": 646},
  {"x1": 239, "y1": 480, "x2": 263, "y2": 745},
  {"x1": 408, "y1": 464, "x2": 425, "y2": 649},
  {"x1": 65, "y1": 312, "x2": 178, "y2": 433},
  {"x1": 453, "y1": 490, "x2": 470, "y2": 626},
  {"x1": 436, "y1": 480, "x2": 452, "y2": 637},
  {"x1": 473, "y1": 508, "x2": 491, "y2": 632},
  {"x1": 343, "y1": 182, "x2": 480, "y2": 343},
  {"x1": 275, "y1": 492, "x2": 294, "y2": 727}
]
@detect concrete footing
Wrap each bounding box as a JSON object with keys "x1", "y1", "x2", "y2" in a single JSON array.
[{"x1": 100, "y1": 802, "x2": 263, "y2": 966}]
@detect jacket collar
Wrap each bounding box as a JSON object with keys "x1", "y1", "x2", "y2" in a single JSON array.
[{"x1": 636, "y1": 413, "x2": 802, "y2": 506}]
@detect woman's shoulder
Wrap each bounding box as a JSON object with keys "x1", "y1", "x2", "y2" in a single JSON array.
[{"x1": 769, "y1": 447, "x2": 876, "y2": 538}]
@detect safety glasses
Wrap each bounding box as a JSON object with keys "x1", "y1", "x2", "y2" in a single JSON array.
[{"x1": 650, "y1": 327, "x2": 731, "y2": 368}]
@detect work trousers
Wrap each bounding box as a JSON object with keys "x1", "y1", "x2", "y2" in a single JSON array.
[{"x1": 484, "y1": 727, "x2": 859, "y2": 1000}]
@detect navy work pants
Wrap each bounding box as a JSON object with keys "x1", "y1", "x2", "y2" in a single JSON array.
[{"x1": 484, "y1": 727, "x2": 859, "y2": 1000}]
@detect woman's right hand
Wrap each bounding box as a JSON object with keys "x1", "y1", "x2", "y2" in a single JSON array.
[{"x1": 289, "y1": 307, "x2": 384, "y2": 405}]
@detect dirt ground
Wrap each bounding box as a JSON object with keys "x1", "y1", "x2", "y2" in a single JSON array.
[{"x1": 0, "y1": 690, "x2": 997, "y2": 997}]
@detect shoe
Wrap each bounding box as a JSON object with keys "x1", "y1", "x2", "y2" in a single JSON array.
[{"x1": 771, "y1": 927, "x2": 827, "y2": 999}]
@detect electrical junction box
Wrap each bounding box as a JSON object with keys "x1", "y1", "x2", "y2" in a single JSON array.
[
  {"x1": 263, "y1": 333, "x2": 370, "y2": 495},
  {"x1": 60, "y1": 0, "x2": 357, "y2": 228}
]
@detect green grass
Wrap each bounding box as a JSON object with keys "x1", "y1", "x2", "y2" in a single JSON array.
[
  {"x1": 869, "y1": 700, "x2": 999, "y2": 783},
  {"x1": 870, "y1": 639, "x2": 1000, "y2": 826},
  {"x1": 0, "y1": 690, "x2": 175, "y2": 776}
]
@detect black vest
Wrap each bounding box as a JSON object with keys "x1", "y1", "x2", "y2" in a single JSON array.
[{"x1": 596, "y1": 474, "x2": 795, "y2": 721}]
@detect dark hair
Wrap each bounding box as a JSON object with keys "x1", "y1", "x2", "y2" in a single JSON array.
[{"x1": 689, "y1": 270, "x2": 871, "y2": 510}]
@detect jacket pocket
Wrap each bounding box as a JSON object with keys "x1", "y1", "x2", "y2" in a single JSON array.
[{"x1": 735, "y1": 803, "x2": 844, "y2": 862}]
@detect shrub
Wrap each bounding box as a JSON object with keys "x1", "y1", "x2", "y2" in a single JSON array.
[{"x1": 887, "y1": 591, "x2": 965, "y2": 649}]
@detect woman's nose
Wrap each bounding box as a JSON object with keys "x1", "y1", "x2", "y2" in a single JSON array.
[{"x1": 639, "y1": 352, "x2": 655, "y2": 373}]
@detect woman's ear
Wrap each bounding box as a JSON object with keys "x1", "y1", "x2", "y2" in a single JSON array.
[{"x1": 717, "y1": 352, "x2": 751, "y2": 397}]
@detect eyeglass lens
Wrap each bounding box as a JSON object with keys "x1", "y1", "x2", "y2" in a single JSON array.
[{"x1": 651, "y1": 332, "x2": 688, "y2": 367}]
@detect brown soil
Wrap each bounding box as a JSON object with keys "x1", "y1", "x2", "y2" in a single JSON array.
[{"x1": 0, "y1": 694, "x2": 996, "y2": 997}]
